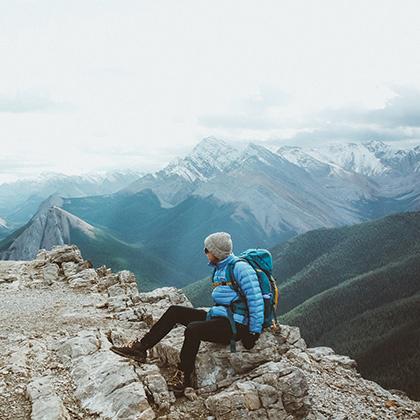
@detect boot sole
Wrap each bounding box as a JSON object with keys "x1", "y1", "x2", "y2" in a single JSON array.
[{"x1": 110, "y1": 347, "x2": 147, "y2": 363}]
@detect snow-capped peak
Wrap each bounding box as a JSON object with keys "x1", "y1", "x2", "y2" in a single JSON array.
[
  {"x1": 163, "y1": 137, "x2": 242, "y2": 182},
  {"x1": 276, "y1": 145, "x2": 334, "y2": 173},
  {"x1": 362, "y1": 140, "x2": 394, "y2": 159},
  {"x1": 305, "y1": 142, "x2": 389, "y2": 176},
  {"x1": 241, "y1": 143, "x2": 285, "y2": 166}
]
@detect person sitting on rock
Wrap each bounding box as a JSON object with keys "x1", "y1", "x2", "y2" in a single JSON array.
[{"x1": 110, "y1": 231, "x2": 264, "y2": 396}]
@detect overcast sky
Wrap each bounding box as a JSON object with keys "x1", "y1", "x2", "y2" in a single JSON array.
[{"x1": 1, "y1": 0, "x2": 420, "y2": 182}]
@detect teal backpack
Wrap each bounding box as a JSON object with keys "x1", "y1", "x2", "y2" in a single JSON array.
[
  {"x1": 227, "y1": 248, "x2": 279, "y2": 330},
  {"x1": 212, "y1": 248, "x2": 279, "y2": 352}
]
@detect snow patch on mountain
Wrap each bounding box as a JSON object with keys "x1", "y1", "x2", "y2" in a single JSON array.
[
  {"x1": 305, "y1": 142, "x2": 389, "y2": 176},
  {"x1": 163, "y1": 136, "x2": 243, "y2": 182}
]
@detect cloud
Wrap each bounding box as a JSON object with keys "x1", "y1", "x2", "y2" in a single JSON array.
[
  {"x1": 198, "y1": 113, "x2": 287, "y2": 130},
  {"x1": 199, "y1": 85, "x2": 420, "y2": 147},
  {"x1": 361, "y1": 87, "x2": 420, "y2": 128},
  {"x1": 0, "y1": 91, "x2": 74, "y2": 113},
  {"x1": 198, "y1": 84, "x2": 290, "y2": 130},
  {"x1": 0, "y1": 158, "x2": 50, "y2": 173},
  {"x1": 312, "y1": 86, "x2": 420, "y2": 128},
  {"x1": 281, "y1": 125, "x2": 420, "y2": 146}
]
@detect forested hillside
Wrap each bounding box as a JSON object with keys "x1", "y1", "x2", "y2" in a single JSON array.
[{"x1": 184, "y1": 212, "x2": 420, "y2": 399}]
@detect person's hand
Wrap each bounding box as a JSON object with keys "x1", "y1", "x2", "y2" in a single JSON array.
[{"x1": 241, "y1": 332, "x2": 260, "y2": 350}]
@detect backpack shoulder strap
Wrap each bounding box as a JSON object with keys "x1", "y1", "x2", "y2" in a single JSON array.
[
  {"x1": 227, "y1": 258, "x2": 245, "y2": 292},
  {"x1": 227, "y1": 258, "x2": 251, "y2": 312}
]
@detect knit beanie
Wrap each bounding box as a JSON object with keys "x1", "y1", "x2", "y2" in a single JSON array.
[{"x1": 204, "y1": 232, "x2": 233, "y2": 260}]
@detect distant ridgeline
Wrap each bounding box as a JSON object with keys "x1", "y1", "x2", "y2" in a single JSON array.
[
  {"x1": 1, "y1": 138, "x2": 420, "y2": 290},
  {"x1": 184, "y1": 211, "x2": 420, "y2": 401}
]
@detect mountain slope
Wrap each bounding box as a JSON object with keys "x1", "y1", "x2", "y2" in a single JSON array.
[
  {"x1": 273, "y1": 211, "x2": 420, "y2": 399},
  {"x1": 0, "y1": 170, "x2": 144, "y2": 229},
  {"x1": 0, "y1": 217, "x2": 9, "y2": 240},
  {"x1": 0, "y1": 199, "x2": 179, "y2": 290},
  {"x1": 120, "y1": 137, "x2": 243, "y2": 206},
  {"x1": 62, "y1": 189, "x2": 278, "y2": 285},
  {"x1": 274, "y1": 212, "x2": 420, "y2": 313},
  {"x1": 1, "y1": 189, "x2": 280, "y2": 287}
]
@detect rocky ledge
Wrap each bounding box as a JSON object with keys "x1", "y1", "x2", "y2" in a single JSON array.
[{"x1": 0, "y1": 245, "x2": 419, "y2": 420}]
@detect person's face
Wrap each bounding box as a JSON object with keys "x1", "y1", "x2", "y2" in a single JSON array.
[{"x1": 204, "y1": 247, "x2": 219, "y2": 264}]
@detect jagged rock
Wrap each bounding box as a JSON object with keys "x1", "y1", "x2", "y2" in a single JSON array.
[
  {"x1": 58, "y1": 331, "x2": 155, "y2": 419},
  {"x1": 143, "y1": 373, "x2": 176, "y2": 410},
  {"x1": 108, "y1": 284, "x2": 126, "y2": 297},
  {"x1": 284, "y1": 348, "x2": 312, "y2": 369},
  {"x1": 306, "y1": 347, "x2": 335, "y2": 361},
  {"x1": 323, "y1": 354, "x2": 357, "y2": 369},
  {"x1": 26, "y1": 376, "x2": 70, "y2": 420},
  {"x1": 107, "y1": 295, "x2": 130, "y2": 312},
  {"x1": 96, "y1": 265, "x2": 112, "y2": 277},
  {"x1": 280, "y1": 324, "x2": 306, "y2": 349},
  {"x1": 114, "y1": 308, "x2": 139, "y2": 321},
  {"x1": 2, "y1": 245, "x2": 420, "y2": 420},
  {"x1": 96, "y1": 273, "x2": 120, "y2": 291},
  {"x1": 150, "y1": 327, "x2": 185, "y2": 368},
  {"x1": 67, "y1": 268, "x2": 98, "y2": 289},
  {"x1": 139, "y1": 287, "x2": 190, "y2": 305},
  {"x1": 57, "y1": 331, "x2": 100, "y2": 361},
  {"x1": 205, "y1": 360, "x2": 309, "y2": 419},
  {"x1": 8, "y1": 342, "x2": 30, "y2": 376},
  {"x1": 47, "y1": 245, "x2": 84, "y2": 265},
  {"x1": 61, "y1": 262, "x2": 78, "y2": 278},
  {"x1": 137, "y1": 287, "x2": 193, "y2": 323},
  {"x1": 151, "y1": 326, "x2": 290, "y2": 388},
  {"x1": 118, "y1": 270, "x2": 137, "y2": 284},
  {"x1": 42, "y1": 263, "x2": 60, "y2": 285}
]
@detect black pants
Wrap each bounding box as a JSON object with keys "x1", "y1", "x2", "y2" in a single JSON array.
[{"x1": 139, "y1": 305, "x2": 247, "y2": 374}]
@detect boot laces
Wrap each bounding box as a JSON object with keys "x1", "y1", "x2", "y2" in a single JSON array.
[{"x1": 169, "y1": 368, "x2": 184, "y2": 385}]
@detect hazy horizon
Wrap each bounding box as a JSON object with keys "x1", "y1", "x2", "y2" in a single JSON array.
[{"x1": 1, "y1": 0, "x2": 420, "y2": 182}]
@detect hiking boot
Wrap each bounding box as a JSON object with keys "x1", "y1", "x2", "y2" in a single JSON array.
[
  {"x1": 110, "y1": 339, "x2": 147, "y2": 363},
  {"x1": 167, "y1": 367, "x2": 193, "y2": 398}
]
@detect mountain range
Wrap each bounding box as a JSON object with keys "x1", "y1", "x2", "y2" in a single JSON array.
[
  {"x1": 0, "y1": 137, "x2": 419, "y2": 287},
  {"x1": 0, "y1": 169, "x2": 144, "y2": 234},
  {"x1": 121, "y1": 137, "x2": 420, "y2": 228}
]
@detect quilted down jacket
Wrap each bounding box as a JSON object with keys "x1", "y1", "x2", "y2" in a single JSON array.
[{"x1": 207, "y1": 253, "x2": 264, "y2": 334}]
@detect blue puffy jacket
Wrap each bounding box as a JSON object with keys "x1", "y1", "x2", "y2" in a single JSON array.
[{"x1": 207, "y1": 254, "x2": 264, "y2": 334}]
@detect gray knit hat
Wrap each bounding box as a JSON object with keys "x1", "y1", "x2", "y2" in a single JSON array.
[{"x1": 204, "y1": 232, "x2": 233, "y2": 260}]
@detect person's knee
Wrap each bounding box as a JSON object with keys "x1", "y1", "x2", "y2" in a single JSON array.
[
  {"x1": 166, "y1": 305, "x2": 181, "y2": 315},
  {"x1": 184, "y1": 322, "x2": 200, "y2": 339}
]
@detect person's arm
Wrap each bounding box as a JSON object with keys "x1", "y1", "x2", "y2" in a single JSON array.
[{"x1": 234, "y1": 261, "x2": 264, "y2": 334}]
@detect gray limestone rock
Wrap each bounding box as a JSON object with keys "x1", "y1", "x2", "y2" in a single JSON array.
[
  {"x1": 26, "y1": 376, "x2": 70, "y2": 420},
  {"x1": 67, "y1": 268, "x2": 98, "y2": 289},
  {"x1": 42, "y1": 263, "x2": 60, "y2": 285},
  {"x1": 205, "y1": 360, "x2": 309, "y2": 419},
  {"x1": 3, "y1": 246, "x2": 420, "y2": 420},
  {"x1": 58, "y1": 331, "x2": 154, "y2": 419}
]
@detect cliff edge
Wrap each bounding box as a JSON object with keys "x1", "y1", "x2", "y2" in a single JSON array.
[{"x1": 0, "y1": 245, "x2": 419, "y2": 419}]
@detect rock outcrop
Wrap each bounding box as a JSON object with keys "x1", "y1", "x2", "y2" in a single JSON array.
[{"x1": 0, "y1": 244, "x2": 419, "y2": 419}]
